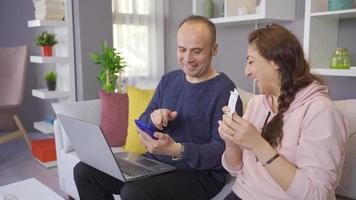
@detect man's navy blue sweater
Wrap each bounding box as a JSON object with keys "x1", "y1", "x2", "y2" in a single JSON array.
[{"x1": 140, "y1": 70, "x2": 243, "y2": 183}]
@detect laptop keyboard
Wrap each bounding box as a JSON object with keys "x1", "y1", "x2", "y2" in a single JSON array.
[{"x1": 116, "y1": 158, "x2": 153, "y2": 177}]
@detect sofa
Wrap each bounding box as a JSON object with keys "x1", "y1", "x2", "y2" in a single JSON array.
[{"x1": 52, "y1": 88, "x2": 356, "y2": 200}]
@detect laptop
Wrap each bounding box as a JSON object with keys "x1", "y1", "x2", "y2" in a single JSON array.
[{"x1": 57, "y1": 114, "x2": 175, "y2": 182}]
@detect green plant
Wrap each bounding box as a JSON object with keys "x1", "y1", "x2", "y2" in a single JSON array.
[
  {"x1": 89, "y1": 41, "x2": 126, "y2": 93},
  {"x1": 44, "y1": 71, "x2": 57, "y2": 82},
  {"x1": 35, "y1": 31, "x2": 58, "y2": 46}
]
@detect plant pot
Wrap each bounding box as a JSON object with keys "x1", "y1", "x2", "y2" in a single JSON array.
[
  {"x1": 47, "y1": 81, "x2": 56, "y2": 91},
  {"x1": 41, "y1": 45, "x2": 53, "y2": 57},
  {"x1": 99, "y1": 90, "x2": 128, "y2": 146}
]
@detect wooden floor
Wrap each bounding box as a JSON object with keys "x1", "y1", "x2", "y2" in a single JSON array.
[{"x1": 0, "y1": 132, "x2": 67, "y2": 199}]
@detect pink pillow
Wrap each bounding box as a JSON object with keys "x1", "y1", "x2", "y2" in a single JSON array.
[{"x1": 99, "y1": 90, "x2": 128, "y2": 147}]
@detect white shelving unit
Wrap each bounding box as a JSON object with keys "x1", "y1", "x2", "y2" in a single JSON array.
[
  {"x1": 303, "y1": 0, "x2": 356, "y2": 77},
  {"x1": 193, "y1": 0, "x2": 295, "y2": 26},
  {"x1": 28, "y1": 0, "x2": 76, "y2": 134}
]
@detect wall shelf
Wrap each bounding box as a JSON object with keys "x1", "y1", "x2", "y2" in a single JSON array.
[
  {"x1": 310, "y1": 8, "x2": 356, "y2": 19},
  {"x1": 311, "y1": 67, "x2": 356, "y2": 77},
  {"x1": 28, "y1": 0, "x2": 76, "y2": 134},
  {"x1": 28, "y1": 19, "x2": 66, "y2": 27},
  {"x1": 211, "y1": 14, "x2": 266, "y2": 25},
  {"x1": 193, "y1": 0, "x2": 295, "y2": 26},
  {"x1": 32, "y1": 89, "x2": 70, "y2": 99},
  {"x1": 33, "y1": 121, "x2": 54, "y2": 134},
  {"x1": 30, "y1": 56, "x2": 69, "y2": 63},
  {"x1": 303, "y1": 0, "x2": 356, "y2": 78}
]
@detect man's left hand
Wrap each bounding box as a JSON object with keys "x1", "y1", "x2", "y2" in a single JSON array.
[{"x1": 138, "y1": 128, "x2": 181, "y2": 157}]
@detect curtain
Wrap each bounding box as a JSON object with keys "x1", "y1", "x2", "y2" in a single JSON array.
[{"x1": 112, "y1": 0, "x2": 164, "y2": 86}]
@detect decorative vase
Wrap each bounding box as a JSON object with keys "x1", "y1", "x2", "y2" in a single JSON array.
[
  {"x1": 330, "y1": 48, "x2": 351, "y2": 69},
  {"x1": 115, "y1": 71, "x2": 127, "y2": 94},
  {"x1": 328, "y1": 0, "x2": 353, "y2": 11},
  {"x1": 41, "y1": 45, "x2": 53, "y2": 57},
  {"x1": 99, "y1": 90, "x2": 128, "y2": 146},
  {"x1": 47, "y1": 81, "x2": 56, "y2": 91},
  {"x1": 205, "y1": 0, "x2": 214, "y2": 18}
]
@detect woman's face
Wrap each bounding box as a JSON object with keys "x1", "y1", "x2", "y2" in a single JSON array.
[{"x1": 245, "y1": 43, "x2": 281, "y2": 96}]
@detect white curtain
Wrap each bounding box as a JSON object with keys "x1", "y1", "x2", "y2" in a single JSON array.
[{"x1": 112, "y1": 0, "x2": 164, "y2": 85}]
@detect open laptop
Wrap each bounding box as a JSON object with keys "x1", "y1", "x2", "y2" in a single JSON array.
[{"x1": 57, "y1": 113, "x2": 175, "y2": 182}]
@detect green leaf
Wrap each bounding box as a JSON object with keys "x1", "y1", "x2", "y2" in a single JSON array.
[{"x1": 89, "y1": 40, "x2": 127, "y2": 93}]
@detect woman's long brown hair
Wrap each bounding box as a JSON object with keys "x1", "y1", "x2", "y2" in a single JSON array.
[{"x1": 248, "y1": 24, "x2": 323, "y2": 148}]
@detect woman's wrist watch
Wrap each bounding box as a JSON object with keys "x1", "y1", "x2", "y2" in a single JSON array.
[{"x1": 172, "y1": 143, "x2": 184, "y2": 161}]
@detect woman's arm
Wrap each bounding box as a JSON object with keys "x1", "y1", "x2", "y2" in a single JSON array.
[{"x1": 253, "y1": 139, "x2": 296, "y2": 190}]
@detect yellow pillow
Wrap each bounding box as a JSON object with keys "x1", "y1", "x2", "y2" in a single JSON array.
[{"x1": 124, "y1": 86, "x2": 155, "y2": 154}]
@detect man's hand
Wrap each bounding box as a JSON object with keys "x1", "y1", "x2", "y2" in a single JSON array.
[
  {"x1": 150, "y1": 109, "x2": 178, "y2": 130},
  {"x1": 138, "y1": 128, "x2": 181, "y2": 157}
]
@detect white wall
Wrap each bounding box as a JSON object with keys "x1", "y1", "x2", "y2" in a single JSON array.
[
  {"x1": 164, "y1": 0, "x2": 356, "y2": 100},
  {"x1": 73, "y1": 0, "x2": 113, "y2": 101}
]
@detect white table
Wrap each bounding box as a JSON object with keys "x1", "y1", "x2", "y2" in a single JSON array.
[{"x1": 0, "y1": 178, "x2": 64, "y2": 200}]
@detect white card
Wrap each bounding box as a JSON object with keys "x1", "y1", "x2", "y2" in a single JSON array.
[{"x1": 227, "y1": 88, "x2": 239, "y2": 118}]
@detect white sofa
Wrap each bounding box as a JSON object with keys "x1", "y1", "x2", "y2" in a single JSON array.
[{"x1": 52, "y1": 89, "x2": 356, "y2": 200}]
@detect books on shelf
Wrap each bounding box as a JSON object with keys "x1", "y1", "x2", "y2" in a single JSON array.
[
  {"x1": 35, "y1": 10, "x2": 65, "y2": 21},
  {"x1": 32, "y1": 0, "x2": 65, "y2": 20}
]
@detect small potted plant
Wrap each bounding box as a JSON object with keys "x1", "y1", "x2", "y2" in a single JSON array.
[
  {"x1": 35, "y1": 31, "x2": 58, "y2": 57},
  {"x1": 44, "y1": 71, "x2": 57, "y2": 91},
  {"x1": 90, "y1": 40, "x2": 126, "y2": 93}
]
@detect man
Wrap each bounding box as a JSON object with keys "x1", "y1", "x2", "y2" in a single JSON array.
[{"x1": 74, "y1": 15, "x2": 242, "y2": 200}]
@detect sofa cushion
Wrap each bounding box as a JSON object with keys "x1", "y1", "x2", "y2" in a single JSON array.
[
  {"x1": 100, "y1": 90, "x2": 128, "y2": 147},
  {"x1": 124, "y1": 86, "x2": 155, "y2": 154},
  {"x1": 237, "y1": 87, "x2": 254, "y2": 113},
  {"x1": 334, "y1": 99, "x2": 356, "y2": 199}
]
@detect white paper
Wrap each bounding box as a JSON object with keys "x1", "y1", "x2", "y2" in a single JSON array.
[{"x1": 227, "y1": 88, "x2": 239, "y2": 118}]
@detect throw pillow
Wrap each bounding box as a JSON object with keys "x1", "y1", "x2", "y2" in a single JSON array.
[
  {"x1": 124, "y1": 86, "x2": 155, "y2": 154},
  {"x1": 100, "y1": 90, "x2": 128, "y2": 147}
]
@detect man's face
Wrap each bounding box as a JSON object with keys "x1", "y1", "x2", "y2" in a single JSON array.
[{"x1": 176, "y1": 22, "x2": 217, "y2": 82}]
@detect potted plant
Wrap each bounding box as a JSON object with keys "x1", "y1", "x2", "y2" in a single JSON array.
[
  {"x1": 89, "y1": 41, "x2": 128, "y2": 147},
  {"x1": 35, "y1": 31, "x2": 58, "y2": 57},
  {"x1": 89, "y1": 40, "x2": 126, "y2": 93},
  {"x1": 44, "y1": 71, "x2": 57, "y2": 91}
]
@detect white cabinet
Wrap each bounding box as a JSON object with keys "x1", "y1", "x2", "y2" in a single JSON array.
[
  {"x1": 28, "y1": 0, "x2": 76, "y2": 134},
  {"x1": 193, "y1": 0, "x2": 295, "y2": 26},
  {"x1": 303, "y1": 0, "x2": 356, "y2": 77}
]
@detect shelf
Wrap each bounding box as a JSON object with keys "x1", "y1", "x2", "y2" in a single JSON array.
[
  {"x1": 310, "y1": 67, "x2": 356, "y2": 77},
  {"x1": 30, "y1": 56, "x2": 69, "y2": 63},
  {"x1": 311, "y1": 8, "x2": 356, "y2": 19},
  {"x1": 34, "y1": 121, "x2": 54, "y2": 134},
  {"x1": 193, "y1": 0, "x2": 295, "y2": 26},
  {"x1": 211, "y1": 14, "x2": 265, "y2": 25},
  {"x1": 34, "y1": 158, "x2": 57, "y2": 168},
  {"x1": 32, "y1": 89, "x2": 70, "y2": 99},
  {"x1": 28, "y1": 19, "x2": 66, "y2": 27}
]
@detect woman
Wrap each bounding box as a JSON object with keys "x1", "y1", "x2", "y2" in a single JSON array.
[{"x1": 218, "y1": 24, "x2": 348, "y2": 200}]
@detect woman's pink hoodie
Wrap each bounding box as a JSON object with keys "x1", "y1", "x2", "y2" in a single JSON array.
[{"x1": 222, "y1": 82, "x2": 348, "y2": 200}]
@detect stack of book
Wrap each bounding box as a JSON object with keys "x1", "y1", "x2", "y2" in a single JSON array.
[{"x1": 33, "y1": 0, "x2": 65, "y2": 21}]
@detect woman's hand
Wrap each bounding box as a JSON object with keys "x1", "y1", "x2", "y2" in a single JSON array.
[{"x1": 218, "y1": 106, "x2": 264, "y2": 152}]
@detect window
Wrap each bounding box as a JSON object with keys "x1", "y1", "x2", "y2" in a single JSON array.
[{"x1": 112, "y1": 0, "x2": 164, "y2": 83}]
